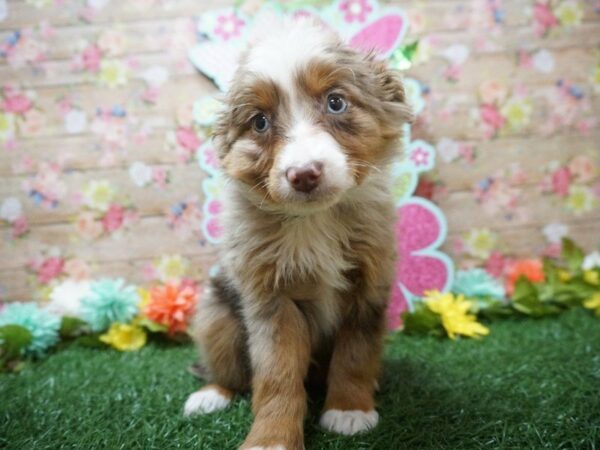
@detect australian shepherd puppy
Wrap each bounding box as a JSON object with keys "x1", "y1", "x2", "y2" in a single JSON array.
[{"x1": 184, "y1": 17, "x2": 413, "y2": 450}]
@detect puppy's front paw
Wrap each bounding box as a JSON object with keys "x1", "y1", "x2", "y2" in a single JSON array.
[
  {"x1": 183, "y1": 385, "x2": 232, "y2": 416},
  {"x1": 319, "y1": 409, "x2": 379, "y2": 436}
]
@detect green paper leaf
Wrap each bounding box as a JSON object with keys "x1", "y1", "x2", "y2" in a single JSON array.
[
  {"x1": 391, "y1": 41, "x2": 420, "y2": 70},
  {"x1": 401, "y1": 303, "x2": 443, "y2": 336},
  {"x1": 74, "y1": 334, "x2": 106, "y2": 349},
  {"x1": 542, "y1": 257, "x2": 560, "y2": 286},
  {"x1": 0, "y1": 324, "x2": 32, "y2": 359},
  {"x1": 60, "y1": 317, "x2": 89, "y2": 339},
  {"x1": 138, "y1": 318, "x2": 168, "y2": 333},
  {"x1": 471, "y1": 297, "x2": 513, "y2": 319},
  {"x1": 561, "y1": 238, "x2": 584, "y2": 275}
]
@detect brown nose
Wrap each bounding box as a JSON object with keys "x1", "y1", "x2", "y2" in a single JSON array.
[{"x1": 286, "y1": 162, "x2": 323, "y2": 193}]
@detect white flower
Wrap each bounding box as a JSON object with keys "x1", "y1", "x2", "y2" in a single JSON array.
[
  {"x1": 437, "y1": 138, "x2": 460, "y2": 163},
  {"x1": 0, "y1": 197, "x2": 22, "y2": 222},
  {"x1": 532, "y1": 49, "x2": 555, "y2": 74},
  {"x1": 64, "y1": 109, "x2": 87, "y2": 134},
  {"x1": 582, "y1": 251, "x2": 600, "y2": 271},
  {"x1": 155, "y1": 254, "x2": 188, "y2": 283},
  {"x1": 141, "y1": 65, "x2": 169, "y2": 87},
  {"x1": 98, "y1": 59, "x2": 130, "y2": 88},
  {"x1": 442, "y1": 44, "x2": 470, "y2": 66},
  {"x1": 47, "y1": 280, "x2": 92, "y2": 318},
  {"x1": 129, "y1": 161, "x2": 153, "y2": 187},
  {"x1": 0, "y1": 0, "x2": 8, "y2": 22},
  {"x1": 83, "y1": 180, "x2": 116, "y2": 212},
  {"x1": 542, "y1": 222, "x2": 569, "y2": 244}
]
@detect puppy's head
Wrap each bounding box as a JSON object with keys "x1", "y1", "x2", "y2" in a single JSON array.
[{"x1": 214, "y1": 18, "x2": 413, "y2": 214}]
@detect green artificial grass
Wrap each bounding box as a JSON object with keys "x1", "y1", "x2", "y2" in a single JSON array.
[{"x1": 1, "y1": 309, "x2": 599, "y2": 449}]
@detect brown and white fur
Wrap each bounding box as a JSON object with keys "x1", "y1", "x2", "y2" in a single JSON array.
[{"x1": 184, "y1": 18, "x2": 413, "y2": 450}]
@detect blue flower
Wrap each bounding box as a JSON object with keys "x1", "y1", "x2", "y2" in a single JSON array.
[
  {"x1": 0, "y1": 303, "x2": 61, "y2": 355},
  {"x1": 452, "y1": 269, "x2": 505, "y2": 300},
  {"x1": 80, "y1": 279, "x2": 139, "y2": 331}
]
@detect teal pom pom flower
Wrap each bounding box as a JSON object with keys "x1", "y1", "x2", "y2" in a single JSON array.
[
  {"x1": 80, "y1": 278, "x2": 139, "y2": 331},
  {"x1": 452, "y1": 269, "x2": 506, "y2": 300},
  {"x1": 0, "y1": 303, "x2": 61, "y2": 355}
]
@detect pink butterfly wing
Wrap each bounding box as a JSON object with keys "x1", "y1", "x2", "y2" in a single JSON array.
[
  {"x1": 387, "y1": 201, "x2": 451, "y2": 329},
  {"x1": 349, "y1": 14, "x2": 406, "y2": 57}
]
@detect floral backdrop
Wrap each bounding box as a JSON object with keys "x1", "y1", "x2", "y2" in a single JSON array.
[{"x1": 0, "y1": 0, "x2": 599, "y2": 306}]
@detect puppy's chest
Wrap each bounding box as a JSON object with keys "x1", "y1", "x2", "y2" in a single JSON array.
[{"x1": 273, "y1": 216, "x2": 353, "y2": 290}]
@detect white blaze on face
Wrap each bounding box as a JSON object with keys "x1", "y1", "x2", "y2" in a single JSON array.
[
  {"x1": 244, "y1": 19, "x2": 354, "y2": 199},
  {"x1": 277, "y1": 120, "x2": 353, "y2": 196},
  {"x1": 245, "y1": 18, "x2": 335, "y2": 93}
]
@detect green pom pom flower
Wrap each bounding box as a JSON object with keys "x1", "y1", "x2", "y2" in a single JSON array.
[
  {"x1": 452, "y1": 269, "x2": 506, "y2": 300},
  {"x1": 80, "y1": 278, "x2": 139, "y2": 331},
  {"x1": 0, "y1": 303, "x2": 61, "y2": 355}
]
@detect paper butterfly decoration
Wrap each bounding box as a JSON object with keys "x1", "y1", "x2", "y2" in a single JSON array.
[{"x1": 191, "y1": 0, "x2": 454, "y2": 329}]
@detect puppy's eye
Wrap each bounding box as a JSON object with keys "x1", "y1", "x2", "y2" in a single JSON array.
[
  {"x1": 252, "y1": 113, "x2": 270, "y2": 133},
  {"x1": 326, "y1": 94, "x2": 348, "y2": 114}
]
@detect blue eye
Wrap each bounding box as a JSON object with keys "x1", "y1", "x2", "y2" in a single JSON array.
[
  {"x1": 252, "y1": 113, "x2": 270, "y2": 133},
  {"x1": 327, "y1": 94, "x2": 348, "y2": 114}
]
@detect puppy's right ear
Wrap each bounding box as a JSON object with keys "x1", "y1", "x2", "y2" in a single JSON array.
[
  {"x1": 211, "y1": 97, "x2": 233, "y2": 160},
  {"x1": 371, "y1": 59, "x2": 414, "y2": 125}
]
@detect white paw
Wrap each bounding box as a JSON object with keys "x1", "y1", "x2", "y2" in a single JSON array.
[
  {"x1": 183, "y1": 387, "x2": 231, "y2": 416},
  {"x1": 319, "y1": 409, "x2": 379, "y2": 436}
]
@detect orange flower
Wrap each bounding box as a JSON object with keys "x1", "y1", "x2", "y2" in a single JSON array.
[
  {"x1": 144, "y1": 282, "x2": 198, "y2": 335},
  {"x1": 505, "y1": 258, "x2": 545, "y2": 296}
]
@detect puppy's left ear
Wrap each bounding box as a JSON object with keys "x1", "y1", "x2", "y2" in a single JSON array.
[{"x1": 371, "y1": 60, "x2": 415, "y2": 125}]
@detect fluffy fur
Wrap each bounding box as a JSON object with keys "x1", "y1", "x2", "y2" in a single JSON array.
[{"x1": 187, "y1": 18, "x2": 413, "y2": 450}]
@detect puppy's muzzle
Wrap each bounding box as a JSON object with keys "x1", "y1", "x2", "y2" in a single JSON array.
[{"x1": 286, "y1": 161, "x2": 323, "y2": 193}]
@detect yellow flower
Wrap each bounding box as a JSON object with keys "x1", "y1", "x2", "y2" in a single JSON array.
[
  {"x1": 156, "y1": 254, "x2": 188, "y2": 283},
  {"x1": 554, "y1": 1, "x2": 583, "y2": 27},
  {"x1": 558, "y1": 270, "x2": 571, "y2": 283},
  {"x1": 98, "y1": 59, "x2": 130, "y2": 88},
  {"x1": 501, "y1": 97, "x2": 532, "y2": 130},
  {"x1": 583, "y1": 270, "x2": 599, "y2": 286},
  {"x1": 100, "y1": 323, "x2": 147, "y2": 351},
  {"x1": 424, "y1": 290, "x2": 490, "y2": 339},
  {"x1": 83, "y1": 180, "x2": 116, "y2": 212},
  {"x1": 464, "y1": 228, "x2": 498, "y2": 260},
  {"x1": 566, "y1": 185, "x2": 597, "y2": 215},
  {"x1": 584, "y1": 293, "x2": 600, "y2": 316},
  {"x1": 138, "y1": 287, "x2": 151, "y2": 309}
]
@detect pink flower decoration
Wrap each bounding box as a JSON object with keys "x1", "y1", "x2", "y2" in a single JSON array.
[
  {"x1": 480, "y1": 104, "x2": 506, "y2": 130},
  {"x1": 551, "y1": 167, "x2": 571, "y2": 197},
  {"x1": 176, "y1": 127, "x2": 201, "y2": 151},
  {"x1": 152, "y1": 167, "x2": 169, "y2": 188},
  {"x1": 102, "y1": 204, "x2": 125, "y2": 232},
  {"x1": 37, "y1": 257, "x2": 65, "y2": 284},
  {"x1": 3, "y1": 94, "x2": 33, "y2": 114},
  {"x1": 207, "y1": 200, "x2": 222, "y2": 215},
  {"x1": 410, "y1": 148, "x2": 429, "y2": 167},
  {"x1": 533, "y1": 3, "x2": 558, "y2": 35},
  {"x1": 214, "y1": 14, "x2": 245, "y2": 41},
  {"x1": 82, "y1": 44, "x2": 102, "y2": 72},
  {"x1": 205, "y1": 217, "x2": 223, "y2": 240},
  {"x1": 388, "y1": 202, "x2": 451, "y2": 329},
  {"x1": 12, "y1": 216, "x2": 28, "y2": 238},
  {"x1": 485, "y1": 251, "x2": 508, "y2": 279},
  {"x1": 340, "y1": 0, "x2": 373, "y2": 23}
]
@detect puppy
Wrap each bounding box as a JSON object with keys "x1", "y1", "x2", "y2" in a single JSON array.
[{"x1": 184, "y1": 18, "x2": 413, "y2": 450}]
